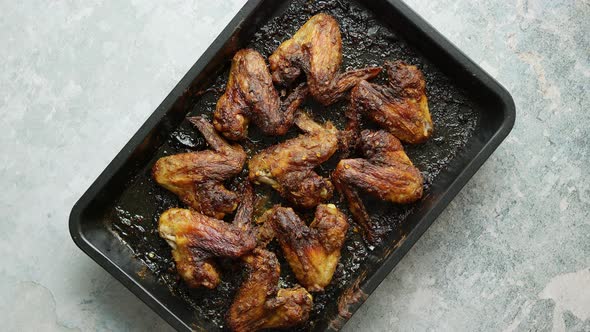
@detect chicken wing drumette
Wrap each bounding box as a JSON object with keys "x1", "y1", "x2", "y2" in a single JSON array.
[
  {"x1": 248, "y1": 112, "x2": 338, "y2": 208},
  {"x1": 227, "y1": 248, "x2": 313, "y2": 332},
  {"x1": 152, "y1": 116, "x2": 246, "y2": 219},
  {"x1": 267, "y1": 204, "x2": 348, "y2": 292},
  {"x1": 213, "y1": 48, "x2": 308, "y2": 141},
  {"x1": 351, "y1": 60, "x2": 433, "y2": 144},
  {"x1": 158, "y1": 185, "x2": 256, "y2": 289},
  {"x1": 333, "y1": 130, "x2": 423, "y2": 243},
  {"x1": 269, "y1": 13, "x2": 381, "y2": 106}
]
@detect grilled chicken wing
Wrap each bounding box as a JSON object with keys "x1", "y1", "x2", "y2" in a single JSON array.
[
  {"x1": 228, "y1": 248, "x2": 313, "y2": 332},
  {"x1": 351, "y1": 60, "x2": 433, "y2": 143},
  {"x1": 268, "y1": 204, "x2": 348, "y2": 292},
  {"x1": 158, "y1": 185, "x2": 256, "y2": 289},
  {"x1": 269, "y1": 13, "x2": 381, "y2": 106},
  {"x1": 152, "y1": 116, "x2": 246, "y2": 219},
  {"x1": 333, "y1": 130, "x2": 423, "y2": 243},
  {"x1": 213, "y1": 48, "x2": 308, "y2": 141},
  {"x1": 248, "y1": 112, "x2": 338, "y2": 208}
]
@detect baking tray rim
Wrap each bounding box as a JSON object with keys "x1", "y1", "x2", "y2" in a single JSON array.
[{"x1": 69, "y1": 0, "x2": 516, "y2": 330}]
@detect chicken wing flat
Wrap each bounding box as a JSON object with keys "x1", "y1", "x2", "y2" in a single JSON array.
[
  {"x1": 227, "y1": 248, "x2": 313, "y2": 332},
  {"x1": 213, "y1": 48, "x2": 308, "y2": 141},
  {"x1": 269, "y1": 13, "x2": 381, "y2": 106},
  {"x1": 351, "y1": 60, "x2": 433, "y2": 143},
  {"x1": 268, "y1": 204, "x2": 348, "y2": 292},
  {"x1": 248, "y1": 112, "x2": 338, "y2": 208},
  {"x1": 333, "y1": 130, "x2": 423, "y2": 243},
  {"x1": 158, "y1": 185, "x2": 256, "y2": 289},
  {"x1": 152, "y1": 116, "x2": 246, "y2": 219}
]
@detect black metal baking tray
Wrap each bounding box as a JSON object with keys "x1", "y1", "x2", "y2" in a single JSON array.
[{"x1": 69, "y1": 0, "x2": 515, "y2": 331}]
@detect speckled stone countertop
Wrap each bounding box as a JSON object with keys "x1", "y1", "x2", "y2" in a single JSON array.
[{"x1": 1, "y1": 1, "x2": 588, "y2": 331}]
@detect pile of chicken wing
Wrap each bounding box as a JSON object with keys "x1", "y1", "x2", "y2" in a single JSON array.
[{"x1": 152, "y1": 13, "x2": 433, "y2": 331}]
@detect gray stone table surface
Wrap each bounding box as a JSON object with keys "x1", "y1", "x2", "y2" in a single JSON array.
[{"x1": 0, "y1": 0, "x2": 588, "y2": 331}]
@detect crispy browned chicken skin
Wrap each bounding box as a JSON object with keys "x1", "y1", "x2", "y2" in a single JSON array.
[
  {"x1": 227, "y1": 248, "x2": 313, "y2": 332},
  {"x1": 248, "y1": 112, "x2": 338, "y2": 208},
  {"x1": 158, "y1": 185, "x2": 256, "y2": 289},
  {"x1": 351, "y1": 60, "x2": 433, "y2": 143},
  {"x1": 267, "y1": 204, "x2": 348, "y2": 292},
  {"x1": 333, "y1": 130, "x2": 423, "y2": 243},
  {"x1": 152, "y1": 116, "x2": 246, "y2": 219},
  {"x1": 269, "y1": 13, "x2": 381, "y2": 106},
  {"x1": 213, "y1": 48, "x2": 308, "y2": 141}
]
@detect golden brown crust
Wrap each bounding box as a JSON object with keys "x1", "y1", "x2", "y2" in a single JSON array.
[
  {"x1": 269, "y1": 204, "x2": 348, "y2": 292},
  {"x1": 227, "y1": 249, "x2": 312, "y2": 332},
  {"x1": 152, "y1": 116, "x2": 246, "y2": 219},
  {"x1": 213, "y1": 49, "x2": 308, "y2": 140},
  {"x1": 269, "y1": 13, "x2": 380, "y2": 105},
  {"x1": 350, "y1": 61, "x2": 433, "y2": 143},
  {"x1": 248, "y1": 112, "x2": 338, "y2": 208},
  {"x1": 333, "y1": 130, "x2": 423, "y2": 243},
  {"x1": 158, "y1": 204, "x2": 256, "y2": 289}
]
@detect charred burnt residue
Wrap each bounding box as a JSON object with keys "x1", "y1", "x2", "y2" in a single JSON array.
[{"x1": 108, "y1": 0, "x2": 478, "y2": 330}]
